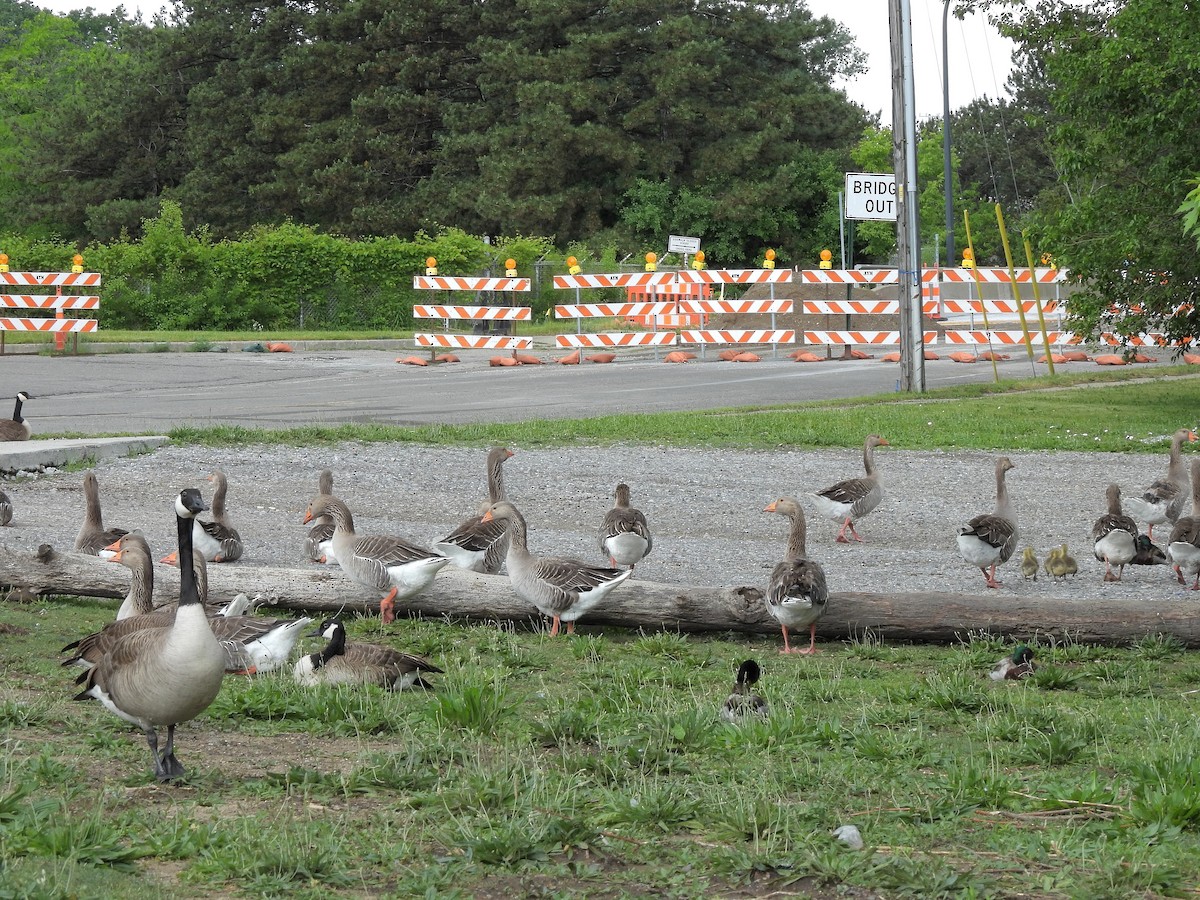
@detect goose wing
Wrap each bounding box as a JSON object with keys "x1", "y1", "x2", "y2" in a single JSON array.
[
  {"x1": 1091, "y1": 513, "x2": 1137, "y2": 543},
  {"x1": 598, "y1": 508, "x2": 653, "y2": 554},
  {"x1": 961, "y1": 513, "x2": 1018, "y2": 562},
  {"x1": 766, "y1": 557, "x2": 828, "y2": 609}
]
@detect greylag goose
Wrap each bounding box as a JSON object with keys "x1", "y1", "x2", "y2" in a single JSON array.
[
  {"x1": 1167, "y1": 459, "x2": 1200, "y2": 590},
  {"x1": 0, "y1": 391, "x2": 32, "y2": 441},
  {"x1": 160, "y1": 471, "x2": 244, "y2": 564},
  {"x1": 0, "y1": 489, "x2": 11, "y2": 526},
  {"x1": 433, "y1": 447, "x2": 514, "y2": 573},
  {"x1": 956, "y1": 456, "x2": 1017, "y2": 589},
  {"x1": 598, "y1": 482, "x2": 653, "y2": 569},
  {"x1": 480, "y1": 500, "x2": 632, "y2": 636},
  {"x1": 990, "y1": 646, "x2": 1036, "y2": 681},
  {"x1": 1092, "y1": 484, "x2": 1139, "y2": 582},
  {"x1": 293, "y1": 619, "x2": 442, "y2": 690},
  {"x1": 720, "y1": 659, "x2": 769, "y2": 722},
  {"x1": 1124, "y1": 427, "x2": 1197, "y2": 539},
  {"x1": 72, "y1": 487, "x2": 225, "y2": 782},
  {"x1": 303, "y1": 495, "x2": 450, "y2": 624},
  {"x1": 304, "y1": 469, "x2": 336, "y2": 563},
  {"x1": 763, "y1": 497, "x2": 828, "y2": 654},
  {"x1": 809, "y1": 434, "x2": 889, "y2": 543},
  {"x1": 74, "y1": 471, "x2": 130, "y2": 557}
]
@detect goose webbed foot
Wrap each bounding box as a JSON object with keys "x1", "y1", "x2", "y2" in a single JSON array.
[{"x1": 380, "y1": 587, "x2": 398, "y2": 624}]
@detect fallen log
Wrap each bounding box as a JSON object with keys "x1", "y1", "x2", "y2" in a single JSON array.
[{"x1": 2, "y1": 544, "x2": 1198, "y2": 647}]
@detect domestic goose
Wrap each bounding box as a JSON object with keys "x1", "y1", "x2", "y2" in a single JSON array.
[
  {"x1": 72, "y1": 487, "x2": 225, "y2": 782},
  {"x1": 1125, "y1": 428, "x2": 1197, "y2": 539},
  {"x1": 720, "y1": 659, "x2": 769, "y2": 722},
  {"x1": 809, "y1": 434, "x2": 889, "y2": 543},
  {"x1": 480, "y1": 500, "x2": 632, "y2": 636},
  {"x1": 304, "y1": 469, "x2": 336, "y2": 563},
  {"x1": 74, "y1": 471, "x2": 130, "y2": 557},
  {"x1": 956, "y1": 456, "x2": 1018, "y2": 589},
  {"x1": 990, "y1": 646, "x2": 1036, "y2": 681},
  {"x1": 293, "y1": 619, "x2": 442, "y2": 690},
  {"x1": 0, "y1": 391, "x2": 32, "y2": 441},
  {"x1": 1167, "y1": 459, "x2": 1200, "y2": 590},
  {"x1": 763, "y1": 497, "x2": 828, "y2": 654},
  {"x1": 303, "y1": 494, "x2": 449, "y2": 624},
  {"x1": 598, "y1": 482, "x2": 653, "y2": 569},
  {"x1": 0, "y1": 489, "x2": 11, "y2": 526},
  {"x1": 198, "y1": 470, "x2": 244, "y2": 562},
  {"x1": 433, "y1": 447, "x2": 514, "y2": 573},
  {"x1": 1092, "y1": 484, "x2": 1139, "y2": 581}
]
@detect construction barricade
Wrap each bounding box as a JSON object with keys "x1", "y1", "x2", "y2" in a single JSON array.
[
  {"x1": 0, "y1": 255, "x2": 101, "y2": 354},
  {"x1": 412, "y1": 269, "x2": 532, "y2": 352}
]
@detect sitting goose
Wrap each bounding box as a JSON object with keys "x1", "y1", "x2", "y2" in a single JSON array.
[
  {"x1": 72, "y1": 487, "x2": 225, "y2": 782},
  {"x1": 304, "y1": 469, "x2": 336, "y2": 563},
  {"x1": 303, "y1": 495, "x2": 450, "y2": 624},
  {"x1": 197, "y1": 469, "x2": 243, "y2": 562},
  {"x1": 1167, "y1": 459, "x2": 1200, "y2": 590},
  {"x1": 480, "y1": 500, "x2": 633, "y2": 636},
  {"x1": 74, "y1": 471, "x2": 130, "y2": 557},
  {"x1": 100, "y1": 533, "x2": 248, "y2": 619},
  {"x1": 293, "y1": 619, "x2": 442, "y2": 690},
  {"x1": 956, "y1": 457, "x2": 1018, "y2": 589},
  {"x1": 0, "y1": 489, "x2": 11, "y2": 526},
  {"x1": 1125, "y1": 427, "x2": 1197, "y2": 540},
  {"x1": 1092, "y1": 483, "x2": 1139, "y2": 582},
  {"x1": 0, "y1": 391, "x2": 32, "y2": 441},
  {"x1": 809, "y1": 434, "x2": 889, "y2": 543},
  {"x1": 598, "y1": 482, "x2": 653, "y2": 569},
  {"x1": 433, "y1": 447, "x2": 515, "y2": 573},
  {"x1": 720, "y1": 659, "x2": 769, "y2": 722},
  {"x1": 764, "y1": 497, "x2": 828, "y2": 654}
]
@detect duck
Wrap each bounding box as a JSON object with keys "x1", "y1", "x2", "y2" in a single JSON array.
[
  {"x1": 808, "y1": 434, "x2": 889, "y2": 543},
  {"x1": 293, "y1": 619, "x2": 442, "y2": 690},
  {"x1": 303, "y1": 494, "x2": 450, "y2": 624},
  {"x1": 1124, "y1": 427, "x2": 1197, "y2": 540},
  {"x1": 598, "y1": 482, "x2": 653, "y2": 569},
  {"x1": 763, "y1": 497, "x2": 828, "y2": 655},
  {"x1": 304, "y1": 469, "x2": 337, "y2": 563},
  {"x1": 479, "y1": 500, "x2": 633, "y2": 636},
  {"x1": 0, "y1": 391, "x2": 32, "y2": 441},
  {"x1": 0, "y1": 489, "x2": 11, "y2": 526},
  {"x1": 74, "y1": 471, "x2": 130, "y2": 557},
  {"x1": 71, "y1": 487, "x2": 225, "y2": 782},
  {"x1": 720, "y1": 659, "x2": 769, "y2": 722},
  {"x1": 1092, "y1": 483, "x2": 1139, "y2": 581},
  {"x1": 990, "y1": 645, "x2": 1036, "y2": 681},
  {"x1": 1133, "y1": 533, "x2": 1169, "y2": 566},
  {"x1": 1167, "y1": 459, "x2": 1200, "y2": 590},
  {"x1": 1020, "y1": 547, "x2": 1039, "y2": 581},
  {"x1": 956, "y1": 456, "x2": 1018, "y2": 589},
  {"x1": 432, "y1": 447, "x2": 515, "y2": 574}
]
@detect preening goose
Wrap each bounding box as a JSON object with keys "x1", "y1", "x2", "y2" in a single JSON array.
[
  {"x1": 0, "y1": 391, "x2": 32, "y2": 441},
  {"x1": 304, "y1": 469, "x2": 336, "y2": 563},
  {"x1": 433, "y1": 447, "x2": 514, "y2": 573},
  {"x1": 198, "y1": 470, "x2": 244, "y2": 562},
  {"x1": 763, "y1": 497, "x2": 828, "y2": 655},
  {"x1": 304, "y1": 494, "x2": 449, "y2": 624},
  {"x1": 1125, "y1": 428, "x2": 1197, "y2": 539},
  {"x1": 74, "y1": 471, "x2": 130, "y2": 557},
  {"x1": 720, "y1": 659, "x2": 769, "y2": 722},
  {"x1": 1092, "y1": 483, "x2": 1139, "y2": 582},
  {"x1": 990, "y1": 646, "x2": 1036, "y2": 681},
  {"x1": 598, "y1": 482, "x2": 653, "y2": 569},
  {"x1": 956, "y1": 456, "x2": 1018, "y2": 589},
  {"x1": 0, "y1": 489, "x2": 12, "y2": 526},
  {"x1": 809, "y1": 434, "x2": 889, "y2": 543},
  {"x1": 72, "y1": 487, "x2": 225, "y2": 783},
  {"x1": 480, "y1": 500, "x2": 632, "y2": 636},
  {"x1": 1167, "y1": 459, "x2": 1200, "y2": 590},
  {"x1": 293, "y1": 619, "x2": 442, "y2": 690}
]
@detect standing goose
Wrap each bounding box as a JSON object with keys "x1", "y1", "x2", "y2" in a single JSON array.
[
  {"x1": 598, "y1": 482, "x2": 653, "y2": 569},
  {"x1": 304, "y1": 469, "x2": 336, "y2": 563},
  {"x1": 303, "y1": 495, "x2": 449, "y2": 624},
  {"x1": 1125, "y1": 427, "x2": 1197, "y2": 540},
  {"x1": 72, "y1": 487, "x2": 225, "y2": 782},
  {"x1": 1167, "y1": 459, "x2": 1200, "y2": 590},
  {"x1": 433, "y1": 447, "x2": 515, "y2": 573},
  {"x1": 1092, "y1": 483, "x2": 1139, "y2": 582},
  {"x1": 809, "y1": 434, "x2": 890, "y2": 543},
  {"x1": 0, "y1": 391, "x2": 32, "y2": 441},
  {"x1": 720, "y1": 659, "x2": 769, "y2": 722},
  {"x1": 956, "y1": 456, "x2": 1018, "y2": 589},
  {"x1": 74, "y1": 471, "x2": 130, "y2": 557},
  {"x1": 0, "y1": 489, "x2": 11, "y2": 526},
  {"x1": 763, "y1": 497, "x2": 828, "y2": 654},
  {"x1": 480, "y1": 500, "x2": 632, "y2": 636},
  {"x1": 293, "y1": 619, "x2": 442, "y2": 690}
]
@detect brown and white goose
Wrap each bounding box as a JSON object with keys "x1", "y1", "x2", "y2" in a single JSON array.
[
  {"x1": 72, "y1": 487, "x2": 225, "y2": 782},
  {"x1": 720, "y1": 659, "x2": 769, "y2": 722},
  {"x1": 809, "y1": 434, "x2": 889, "y2": 543},
  {"x1": 598, "y1": 482, "x2": 653, "y2": 569},
  {"x1": 1167, "y1": 459, "x2": 1200, "y2": 590},
  {"x1": 293, "y1": 619, "x2": 442, "y2": 690},
  {"x1": 1125, "y1": 427, "x2": 1197, "y2": 540},
  {"x1": 159, "y1": 470, "x2": 244, "y2": 564},
  {"x1": 304, "y1": 469, "x2": 336, "y2": 563},
  {"x1": 303, "y1": 494, "x2": 450, "y2": 624},
  {"x1": 74, "y1": 471, "x2": 130, "y2": 557},
  {"x1": 433, "y1": 447, "x2": 514, "y2": 573},
  {"x1": 0, "y1": 391, "x2": 32, "y2": 441},
  {"x1": 1092, "y1": 483, "x2": 1139, "y2": 582},
  {"x1": 956, "y1": 456, "x2": 1018, "y2": 589},
  {"x1": 480, "y1": 500, "x2": 633, "y2": 636},
  {"x1": 763, "y1": 497, "x2": 828, "y2": 654}
]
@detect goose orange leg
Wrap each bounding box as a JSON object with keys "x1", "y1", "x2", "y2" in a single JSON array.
[
  {"x1": 548, "y1": 615, "x2": 562, "y2": 636},
  {"x1": 380, "y1": 587, "x2": 398, "y2": 624}
]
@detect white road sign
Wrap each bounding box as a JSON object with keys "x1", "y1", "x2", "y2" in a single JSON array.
[
  {"x1": 844, "y1": 172, "x2": 898, "y2": 221},
  {"x1": 668, "y1": 234, "x2": 702, "y2": 254}
]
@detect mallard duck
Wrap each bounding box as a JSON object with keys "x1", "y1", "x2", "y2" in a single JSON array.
[
  {"x1": 720, "y1": 659, "x2": 769, "y2": 722},
  {"x1": 433, "y1": 447, "x2": 514, "y2": 574},
  {"x1": 303, "y1": 495, "x2": 450, "y2": 624},
  {"x1": 293, "y1": 619, "x2": 442, "y2": 690},
  {"x1": 479, "y1": 500, "x2": 632, "y2": 636},
  {"x1": 1167, "y1": 459, "x2": 1200, "y2": 590},
  {"x1": 1125, "y1": 427, "x2": 1197, "y2": 540},
  {"x1": 1092, "y1": 483, "x2": 1139, "y2": 582},
  {"x1": 956, "y1": 457, "x2": 1018, "y2": 589},
  {"x1": 990, "y1": 645, "x2": 1036, "y2": 681},
  {"x1": 1132, "y1": 533, "x2": 1169, "y2": 566},
  {"x1": 1020, "y1": 547, "x2": 1039, "y2": 581},
  {"x1": 763, "y1": 497, "x2": 828, "y2": 655},
  {"x1": 0, "y1": 489, "x2": 12, "y2": 526},
  {"x1": 304, "y1": 469, "x2": 336, "y2": 563},
  {"x1": 0, "y1": 391, "x2": 32, "y2": 441},
  {"x1": 74, "y1": 471, "x2": 130, "y2": 557},
  {"x1": 809, "y1": 434, "x2": 889, "y2": 543},
  {"x1": 598, "y1": 482, "x2": 653, "y2": 569}
]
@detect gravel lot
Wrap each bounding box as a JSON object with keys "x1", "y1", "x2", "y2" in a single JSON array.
[{"x1": 1, "y1": 441, "x2": 1195, "y2": 604}]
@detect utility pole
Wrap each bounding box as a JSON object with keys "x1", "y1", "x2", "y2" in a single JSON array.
[{"x1": 942, "y1": 0, "x2": 955, "y2": 265}]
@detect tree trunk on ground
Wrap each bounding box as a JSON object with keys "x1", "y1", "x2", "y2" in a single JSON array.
[{"x1": 1, "y1": 545, "x2": 1196, "y2": 647}]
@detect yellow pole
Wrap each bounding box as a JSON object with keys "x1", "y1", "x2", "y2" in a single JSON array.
[
  {"x1": 1022, "y1": 235, "x2": 1055, "y2": 376},
  {"x1": 962, "y1": 210, "x2": 1000, "y2": 383},
  {"x1": 994, "y1": 204, "x2": 1036, "y2": 374}
]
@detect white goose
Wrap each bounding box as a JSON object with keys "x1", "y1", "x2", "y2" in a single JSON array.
[
  {"x1": 598, "y1": 482, "x2": 653, "y2": 569},
  {"x1": 956, "y1": 456, "x2": 1018, "y2": 589},
  {"x1": 74, "y1": 471, "x2": 130, "y2": 557},
  {"x1": 1125, "y1": 427, "x2": 1197, "y2": 540},
  {"x1": 764, "y1": 497, "x2": 828, "y2": 654},
  {"x1": 1091, "y1": 483, "x2": 1139, "y2": 582},
  {"x1": 433, "y1": 447, "x2": 514, "y2": 573},
  {"x1": 809, "y1": 434, "x2": 889, "y2": 543},
  {"x1": 1167, "y1": 459, "x2": 1200, "y2": 591},
  {"x1": 293, "y1": 619, "x2": 442, "y2": 690},
  {"x1": 304, "y1": 469, "x2": 336, "y2": 563}
]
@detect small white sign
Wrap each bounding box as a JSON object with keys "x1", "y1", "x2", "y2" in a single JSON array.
[
  {"x1": 668, "y1": 234, "x2": 702, "y2": 254},
  {"x1": 844, "y1": 172, "x2": 898, "y2": 221}
]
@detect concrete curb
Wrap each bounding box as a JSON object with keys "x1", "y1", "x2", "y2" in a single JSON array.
[{"x1": 0, "y1": 436, "x2": 170, "y2": 474}]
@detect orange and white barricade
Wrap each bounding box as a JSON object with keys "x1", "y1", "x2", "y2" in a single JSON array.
[
  {"x1": 0, "y1": 269, "x2": 102, "y2": 354},
  {"x1": 555, "y1": 332, "x2": 677, "y2": 349},
  {"x1": 796, "y1": 268, "x2": 901, "y2": 285},
  {"x1": 412, "y1": 273, "x2": 530, "y2": 352},
  {"x1": 933, "y1": 299, "x2": 1061, "y2": 316},
  {"x1": 941, "y1": 330, "x2": 1079, "y2": 346},
  {"x1": 678, "y1": 329, "x2": 794, "y2": 345},
  {"x1": 931, "y1": 267, "x2": 1067, "y2": 284},
  {"x1": 1099, "y1": 332, "x2": 1168, "y2": 347},
  {"x1": 801, "y1": 330, "x2": 938, "y2": 346},
  {"x1": 800, "y1": 299, "x2": 899, "y2": 315}
]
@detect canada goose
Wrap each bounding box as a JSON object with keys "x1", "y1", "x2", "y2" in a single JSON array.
[
  {"x1": 1167, "y1": 459, "x2": 1200, "y2": 590},
  {"x1": 304, "y1": 469, "x2": 336, "y2": 563},
  {"x1": 74, "y1": 471, "x2": 130, "y2": 557},
  {"x1": 72, "y1": 487, "x2": 225, "y2": 782},
  {"x1": 990, "y1": 646, "x2": 1036, "y2": 681},
  {"x1": 1125, "y1": 428, "x2": 1197, "y2": 539},
  {"x1": 809, "y1": 434, "x2": 889, "y2": 543},
  {"x1": 480, "y1": 500, "x2": 633, "y2": 636},
  {"x1": 293, "y1": 619, "x2": 442, "y2": 690},
  {"x1": 956, "y1": 457, "x2": 1018, "y2": 589},
  {"x1": 303, "y1": 494, "x2": 449, "y2": 624},
  {"x1": 1019, "y1": 547, "x2": 1039, "y2": 581},
  {"x1": 0, "y1": 489, "x2": 11, "y2": 526},
  {"x1": 433, "y1": 447, "x2": 515, "y2": 573},
  {"x1": 0, "y1": 391, "x2": 32, "y2": 441},
  {"x1": 598, "y1": 482, "x2": 653, "y2": 569},
  {"x1": 763, "y1": 497, "x2": 828, "y2": 654},
  {"x1": 720, "y1": 659, "x2": 769, "y2": 722},
  {"x1": 1092, "y1": 483, "x2": 1139, "y2": 582}
]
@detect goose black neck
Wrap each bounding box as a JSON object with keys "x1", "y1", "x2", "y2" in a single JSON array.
[
  {"x1": 177, "y1": 509, "x2": 199, "y2": 607},
  {"x1": 317, "y1": 625, "x2": 347, "y2": 666},
  {"x1": 11, "y1": 396, "x2": 22, "y2": 423}
]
